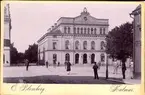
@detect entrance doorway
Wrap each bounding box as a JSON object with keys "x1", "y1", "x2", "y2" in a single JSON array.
[
  {"x1": 91, "y1": 54, "x2": 95, "y2": 64},
  {"x1": 75, "y1": 53, "x2": 79, "y2": 64},
  {"x1": 83, "y1": 54, "x2": 87, "y2": 64}
]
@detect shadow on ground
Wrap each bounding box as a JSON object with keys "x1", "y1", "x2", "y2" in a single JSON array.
[{"x1": 4, "y1": 75, "x2": 124, "y2": 84}]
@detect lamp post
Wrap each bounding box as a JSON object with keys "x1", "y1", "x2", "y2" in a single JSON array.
[{"x1": 106, "y1": 54, "x2": 109, "y2": 79}]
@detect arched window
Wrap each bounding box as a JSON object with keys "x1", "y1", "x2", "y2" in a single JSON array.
[
  {"x1": 75, "y1": 41, "x2": 79, "y2": 49},
  {"x1": 88, "y1": 28, "x2": 90, "y2": 34},
  {"x1": 103, "y1": 28, "x2": 105, "y2": 34},
  {"x1": 101, "y1": 41, "x2": 105, "y2": 50},
  {"x1": 77, "y1": 28, "x2": 79, "y2": 34},
  {"x1": 100, "y1": 28, "x2": 102, "y2": 35},
  {"x1": 64, "y1": 27, "x2": 67, "y2": 33},
  {"x1": 91, "y1": 28, "x2": 93, "y2": 34},
  {"x1": 84, "y1": 28, "x2": 86, "y2": 34},
  {"x1": 81, "y1": 28, "x2": 83, "y2": 34},
  {"x1": 91, "y1": 41, "x2": 95, "y2": 50},
  {"x1": 94, "y1": 28, "x2": 97, "y2": 34},
  {"x1": 65, "y1": 40, "x2": 69, "y2": 49},
  {"x1": 74, "y1": 27, "x2": 76, "y2": 34},
  {"x1": 83, "y1": 41, "x2": 87, "y2": 50},
  {"x1": 65, "y1": 53, "x2": 70, "y2": 62},
  {"x1": 101, "y1": 53, "x2": 105, "y2": 62},
  {"x1": 68, "y1": 27, "x2": 70, "y2": 33}
]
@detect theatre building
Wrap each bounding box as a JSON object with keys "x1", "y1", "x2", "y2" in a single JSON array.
[
  {"x1": 37, "y1": 8, "x2": 109, "y2": 65},
  {"x1": 4, "y1": 4, "x2": 12, "y2": 66}
]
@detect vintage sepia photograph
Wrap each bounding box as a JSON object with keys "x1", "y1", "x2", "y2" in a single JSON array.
[{"x1": 3, "y1": 2, "x2": 141, "y2": 84}]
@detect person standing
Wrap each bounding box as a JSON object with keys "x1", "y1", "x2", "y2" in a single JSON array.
[
  {"x1": 129, "y1": 59, "x2": 134, "y2": 79},
  {"x1": 58, "y1": 62, "x2": 60, "y2": 66},
  {"x1": 113, "y1": 59, "x2": 119, "y2": 74},
  {"x1": 66, "y1": 61, "x2": 71, "y2": 75},
  {"x1": 46, "y1": 61, "x2": 48, "y2": 68},
  {"x1": 25, "y1": 59, "x2": 29, "y2": 71},
  {"x1": 122, "y1": 59, "x2": 126, "y2": 79},
  {"x1": 92, "y1": 62, "x2": 99, "y2": 79}
]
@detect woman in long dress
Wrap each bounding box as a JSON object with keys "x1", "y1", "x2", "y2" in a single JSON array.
[
  {"x1": 66, "y1": 61, "x2": 71, "y2": 75},
  {"x1": 130, "y1": 59, "x2": 134, "y2": 79}
]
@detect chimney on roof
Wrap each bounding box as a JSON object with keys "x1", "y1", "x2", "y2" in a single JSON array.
[
  {"x1": 52, "y1": 26, "x2": 54, "y2": 29},
  {"x1": 54, "y1": 23, "x2": 57, "y2": 27}
]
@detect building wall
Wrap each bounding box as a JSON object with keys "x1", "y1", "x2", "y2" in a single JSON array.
[{"x1": 134, "y1": 11, "x2": 141, "y2": 74}]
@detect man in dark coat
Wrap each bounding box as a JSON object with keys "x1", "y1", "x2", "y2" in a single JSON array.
[
  {"x1": 93, "y1": 62, "x2": 99, "y2": 79},
  {"x1": 66, "y1": 61, "x2": 71, "y2": 75},
  {"x1": 46, "y1": 61, "x2": 48, "y2": 68},
  {"x1": 122, "y1": 58, "x2": 126, "y2": 79},
  {"x1": 25, "y1": 59, "x2": 29, "y2": 71}
]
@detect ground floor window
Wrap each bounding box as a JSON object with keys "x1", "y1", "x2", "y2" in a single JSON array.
[
  {"x1": 65, "y1": 53, "x2": 70, "y2": 62},
  {"x1": 83, "y1": 53, "x2": 87, "y2": 64},
  {"x1": 75, "y1": 53, "x2": 79, "y2": 64},
  {"x1": 101, "y1": 53, "x2": 105, "y2": 62}
]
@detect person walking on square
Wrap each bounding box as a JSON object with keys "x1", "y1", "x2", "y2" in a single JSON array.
[
  {"x1": 113, "y1": 59, "x2": 119, "y2": 74},
  {"x1": 25, "y1": 59, "x2": 29, "y2": 71},
  {"x1": 46, "y1": 61, "x2": 48, "y2": 68},
  {"x1": 129, "y1": 59, "x2": 134, "y2": 79},
  {"x1": 93, "y1": 62, "x2": 99, "y2": 79},
  {"x1": 58, "y1": 61, "x2": 60, "y2": 66},
  {"x1": 122, "y1": 58, "x2": 126, "y2": 79},
  {"x1": 66, "y1": 61, "x2": 71, "y2": 75}
]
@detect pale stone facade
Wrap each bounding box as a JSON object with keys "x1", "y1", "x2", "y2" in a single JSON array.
[
  {"x1": 37, "y1": 8, "x2": 109, "y2": 65},
  {"x1": 130, "y1": 5, "x2": 141, "y2": 76},
  {"x1": 4, "y1": 4, "x2": 12, "y2": 66}
]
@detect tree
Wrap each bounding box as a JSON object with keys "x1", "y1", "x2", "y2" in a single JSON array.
[
  {"x1": 24, "y1": 43, "x2": 38, "y2": 63},
  {"x1": 10, "y1": 43, "x2": 18, "y2": 64},
  {"x1": 17, "y1": 52, "x2": 25, "y2": 63},
  {"x1": 106, "y1": 22, "x2": 133, "y2": 64}
]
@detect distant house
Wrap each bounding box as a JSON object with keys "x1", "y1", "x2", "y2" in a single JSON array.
[
  {"x1": 4, "y1": 4, "x2": 12, "y2": 66},
  {"x1": 130, "y1": 4, "x2": 141, "y2": 78}
]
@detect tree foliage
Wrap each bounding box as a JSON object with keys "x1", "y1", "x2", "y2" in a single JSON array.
[
  {"x1": 10, "y1": 43, "x2": 18, "y2": 64},
  {"x1": 24, "y1": 43, "x2": 38, "y2": 63},
  {"x1": 106, "y1": 22, "x2": 133, "y2": 62}
]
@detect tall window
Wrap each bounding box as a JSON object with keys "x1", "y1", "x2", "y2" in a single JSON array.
[
  {"x1": 74, "y1": 27, "x2": 76, "y2": 34},
  {"x1": 94, "y1": 28, "x2": 97, "y2": 34},
  {"x1": 64, "y1": 27, "x2": 67, "y2": 33},
  {"x1": 68, "y1": 27, "x2": 70, "y2": 33},
  {"x1": 53, "y1": 54, "x2": 57, "y2": 61},
  {"x1": 65, "y1": 40, "x2": 69, "y2": 49},
  {"x1": 91, "y1": 41, "x2": 95, "y2": 50},
  {"x1": 100, "y1": 28, "x2": 102, "y2": 35},
  {"x1": 53, "y1": 42, "x2": 57, "y2": 49},
  {"x1": 77, "y1": 28, "x2": 80, "y2": 34},
  {"x1": 65, "y1": 53, "x2": 70, "y2": 62},
  {"x1": 101, "y1": 41, "x2": 105, "y2": 50},
  {"x1": 88, "y1": 28, "x2": 90, "y2": 34},
  {"x1": 81, "y1": 28, "x2": 83, "y2": 34},
  {"x1": 91, "y1": 28, "x2": 93, "y2": 34},
  {"x1": 83, "y1": 41, "x2": 87, "y2": 50},
  {"x1": 75, "y1": 41, "x2": 79, "y2": 49},
  {"x1": 101, "y1": 54, "x2": 105, "y2": 62},
  {"x1": 84, "y1": 28, "x2": 86, "y2": 34},
  {"x1": 103, "y1": 28, "x2": 105, "y2": 34}
]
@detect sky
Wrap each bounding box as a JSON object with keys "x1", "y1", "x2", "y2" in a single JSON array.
[{"x1": 6, "y1": 2, "x2": 139, "y2": 53}]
